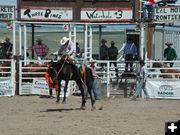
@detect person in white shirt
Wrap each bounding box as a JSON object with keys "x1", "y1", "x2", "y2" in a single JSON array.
[
  {"x1": 131, "y1": 60, "x2": 149, "y2": 100},
  {"x1": 58, "y1": 37, "x2": 76, "y2": 63}
]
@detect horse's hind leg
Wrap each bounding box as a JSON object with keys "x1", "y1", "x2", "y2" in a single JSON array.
[{"x1": 56, "y1": 80, "x2": 61, "y2": 103}]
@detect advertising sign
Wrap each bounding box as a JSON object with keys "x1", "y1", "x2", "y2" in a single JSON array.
[
  {"x1": 31, "y1": 79, "x2": 70, "y2": 97},
  {"x1": 146, "y1": 79, "x2": 180, "y2": 99},
  {"x1": 155, "y1": 6, "x2": 180, "y2": 22},
  {"x1": 21, "y1": 6, "x2": 73, "y2": 21},
  {"x1": 0, "y1": 79, "x2": 13, "y2": 96},
  {"x1": 81, "y1": 7, "x2": 132, "y2": 22},
  {"x1": 0, "y1": 6, "x2": 15, "y2": 20}
]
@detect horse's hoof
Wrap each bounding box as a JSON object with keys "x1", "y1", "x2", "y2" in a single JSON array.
[
  {"x1": 91, "y1": 106, "x2": 96, "y2": 111},
  {"x1": 81, "y1": 106, "x2": 86, "y2": 110},
  {"x1": 56, "y1": 100, "x2": 60, "y2": 103},
  {"x1": 62, "y1": 101, "x2": 66, "y2": 104}
]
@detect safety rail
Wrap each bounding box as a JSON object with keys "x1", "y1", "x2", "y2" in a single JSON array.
[
  {"x1": 146, "y1": 60, "x2": 180, "y2": 80},
  {"x1": 19, "y1": 60, "x2": 49, "y2": 95},
  {"x1": 0, "y1": 59, "x2": 16, "y2": 96}
]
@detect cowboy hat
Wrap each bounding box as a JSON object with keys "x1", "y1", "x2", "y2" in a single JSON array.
[
  {"x1": 101, "y1": 39, "x2": 107, "y2": 43},
  {"x1": 89, "y1": 58, "x2": 96, "y2": 63},
  {"x1": 60, "y1": 37, "x2": 69, "y2": 45},
  {"x1": 165, "y1": 42, "x2": 173, "y2": 45},
  {"x1": 36, "y1": 38, "x2": 42, "y2": 42},
  {"x1": 111, "y1": 41, "x2": 115, "y2": 44}
]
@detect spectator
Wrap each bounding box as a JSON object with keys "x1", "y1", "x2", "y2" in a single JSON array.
[
  {"x1": 163, "y1": 42, "x2": 177, "y2": 67},
  {"x1": 3, "y1": 37, "x2": 13, "y2": 59},
  {"x1": 123, "y1": 38, "x2": 138, "y2": 72},
  {"x1": 76, "y1": 42, "x2": 81, "y2": 58},
  {"x1": 142, "y1": 0, "x2": 158, "y2": 21},
  {"x1": 130, "y1": 60, "x2": 149, "y2": 100},
  {"x1": 108, "y1": 41, "x2": 119, "y2": 77},
  {"x1": 30, "y1": 38, "x2": 49, "y2": 60},
  {"x1": 58, "y1": 37, "x2": 76, "y2": 63},
  {"x1": 99, "y1": 39, "x2": 108, "y2": 68},
  {"x1": 0, "y1": 40, "x2": 6, "y2": 59}
]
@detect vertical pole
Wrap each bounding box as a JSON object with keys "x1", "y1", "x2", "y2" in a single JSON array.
[
  {"x1": 31, "y1": 24, "x2": 34, "y2": 59},
  {"x1": 99, "y1": 25, "x2": 102, "y2": 59},
  {"x1": 84, "y1": 23, "x2": 88, "y2": 61},
  {"x1": 147, "y1": 22, "x2": 153, "y2": 59},
  {"x1": 24, "y1": 24, "x2": 27, "y2": 63},
  {"x1": 140, "y1": 23, "x2": 145, "y2": 60},
  {"x1": 12, "y1": 21, "x2": 16, "y2": 56},
  {"x1": 19, "y1": 24, "x2": 22, "y2": 55},
  {"x1": 106, "y1": 61, "x2": 110, "y2": 97}
]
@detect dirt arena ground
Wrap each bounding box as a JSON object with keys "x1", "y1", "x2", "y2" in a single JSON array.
[{"x1": 0, "y1": 95, "x2": 180, "y2": 135}]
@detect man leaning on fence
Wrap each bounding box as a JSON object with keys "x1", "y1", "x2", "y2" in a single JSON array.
[
  {"x1": 163, "y1": 42, "x2": 177, "y2": 67},
  {"x1": 123, "y1": 38, "x2": 138, "y2": 72},
  {"x1": 108, "y1": 41, "x2": 119, "y2": 77}
]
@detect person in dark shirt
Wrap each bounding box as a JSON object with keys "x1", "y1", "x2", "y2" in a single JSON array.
[
  {"x1": 0, "y1": 40, "x2": 6, "y2": 59},
  {"x1": 100, "y1": 39, "x2": 108, "y2": 68},
  {"x1": 108, "y1": 41, "x2": 119, "y2": 77},
  {"x1": 76, "y1": 42, "x2": 81, "y2": 58},
  {"x1": 163, "y1": 42, "x2": 177, "y2": 67},
  {"x1": 3, "y1": 37, "x2": 13, "y2": 59}
]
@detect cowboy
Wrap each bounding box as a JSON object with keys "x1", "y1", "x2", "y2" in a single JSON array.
[
  {"x1": 84, "y1": 58, "x2": 100, "y2": 100},
  {"x1": 58, "y1": 37, "x2": 76, "y2": 64},
  {"x1": 164, "y1": 42, "x2": 177, "y2": 67},
  {"x1": 108, "y1": 41, "x2": 119, "y2": 77}
]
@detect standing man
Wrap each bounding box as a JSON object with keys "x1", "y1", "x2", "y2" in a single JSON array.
[
  {"x1": 30, "y1": 38, "x2": 49, "y2": 60},
  {"x1": 130, "y1": 60, "x2": 149, "y2": 100},
  {"x1": 123, "y1": 38, "x2": 138, "y2": 72},
  {"x1": 99, "y1": 39, "x2": 108, "y2": 68},
  {"x1": 3, "y1": 37, "x2": 13, "y2": 59},
  {"x1": 163, "y1": 42, "x2": 177, "y2": 67},
  {"x1": 108, "y1": 41, "x2": 119, "y2": 77},
  {"x1": 76, "y1": 42, "x2": 81, "y2": 58}
]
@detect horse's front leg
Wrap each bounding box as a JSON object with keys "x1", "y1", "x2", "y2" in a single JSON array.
[
  {"x1": 62, "y1": 79, "x2": 69, "y2": 104},
  {"x1": 56, "y1": 80, "x2": 61, "y2": 103}
]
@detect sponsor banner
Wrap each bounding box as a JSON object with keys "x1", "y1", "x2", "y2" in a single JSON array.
[
  {"x1": 0, "y1": 5, "x2": 15, "y2": 20},
  {"x1": 0, "y1": 79, "x2": 13, "y2": 96},
  {"x1": 146, "y1": 79, "x2": 180, "y2": 99},
  {"x1": 81, "y1": 7, "x2": 132, "y2": 22},
  {"x1": 21, "y1": 6, "x2": 73, "y2": 21},
  {"x1": 155, "y1": 6, "x2": 180, "y2": 22},
  {"x1": 31, "y1": 79, "x2": 70, "y2": 97}
]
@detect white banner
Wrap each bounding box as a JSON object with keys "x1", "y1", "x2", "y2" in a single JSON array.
[
  {"x1": 31, "y1": 79, "x2": 70, "y2": 97},
  {"x1": 146, "y1": 79, "x2": 180, "y2": 99},
  {"x1": 81, "y1": 7, "x2": 132, "y2": 22},
  {"x1": 21, "y1": 6, "x2": 73, "y2": 21},
  {"x1": 0, "y1": 79, "x2": 13, "y2": 96},
  {"x1": 155, "y1": 6, "x2": 180, "y2": 22},
  {"x1": 0, "y1": 6, "x2": 15, "y2": 20}
]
